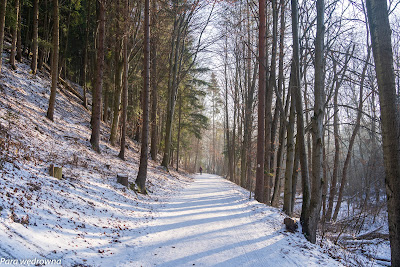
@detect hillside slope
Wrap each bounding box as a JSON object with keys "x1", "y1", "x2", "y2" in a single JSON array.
[{"x1": 0, "y1": 54, "x2": 192, "y2": 266}]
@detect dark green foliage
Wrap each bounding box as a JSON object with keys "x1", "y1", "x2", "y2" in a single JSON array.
[{"x1": 3, "y1": 0, "x2": 211, "y2": 174}]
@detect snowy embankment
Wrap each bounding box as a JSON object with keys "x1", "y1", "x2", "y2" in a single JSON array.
[{"x1": 0, "y1": 55, "x2": 192, "y2": 266}]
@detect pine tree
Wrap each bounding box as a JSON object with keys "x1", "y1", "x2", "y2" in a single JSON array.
[
  {"x1": 90, "y1": 0, "x2": 106, "y2": 153},
  {"x1": 31, "y1": 0, "x2": 39, "y2": 74},
  {"x1": 0, "y1": 0, "x2": 7, "y2": 75},
  {"x1": 136, "y1": 0, "x2": 150, "y2": 193},
  {"x1": 46, "y1": 0, "x2": 59, "y2": 121},
  {"x1": 118, "y1": 0, "x2": 129, "y2": 160},
  {"x1": 10, "y1": 0, "x2": 20, "y2": 70}
]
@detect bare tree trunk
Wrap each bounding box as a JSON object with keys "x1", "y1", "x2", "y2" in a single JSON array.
[
  {"x1": 282, "y1": 75, "x2": 296, "y2": 213},
  {"x1": 291, "y1": 0, "x2": 310, "y2": 233},
  {"x1": 270, "y1": 0, "x2": 286, "y2": 188},
  {"x1": 38, "y1": 0, "x2": 50, "y2": 71},
  {"x1": 370, "y1": 85, "x2": 380, "y2": 204},
  {"x1": 134, "y1": 118, "x2": 141, "y2": 142},
  {"x1": 110, "y1": 61, "x2": 123, "y2": 145},
  {"x1": 240, "y1": 127, "x2": 247, "y2": 186},
  {"x1": 224, "y1": 33, "x2": 233, "y2": 181},
  {"x1": 136, "y1": 0, "x2": 150, "y2": 193},
  {"x1": 367, "y1": 1, "x2": 400, "y2": 264},
  {"x1": 232, "y1": 59, "x2": 239, "y2": 184},
  {"x1": 31, "y1": 0, "x2": 39, "y2": 74},
  {"x1": 326, "y1": 57, "x2": 341, "y2": 222},
  {"x1": 302, "y1": 36, "x2": 312, "y2": 176},
  {"x1": 255, "y1": 0, "x2": 266, "y2": 203},
  {"x1": 322, "y1": 140, "x2": 328, "y2": 221},
  {"x1": 194, "y1": 137, "x2": 200, "y2": 172},
  {"x1": 46, "y1": 0, "x2": 59, "y2": 121},
  {"x1": 23, "y1": 6, "x2": 31, "y2": 57},
  {"x1": 170, "y1": 149, "x2": 174, "y2": 167},
  {"x1": 270, "y1": 105, "x2": 279, "y2": 178},
  {"x1": 0, "y1": 0, "x2": 7, "y2": 74},
  {"x1": 90, "y1": 0, "x2": 106, "y2": 153},
  {"x1": 103, "y1": 85, "x2": 109, "y2": 122},
  {"x1": 150, "y1": 0, "x2": 158, "y2": 161},
  {"x1": 264, "y1": 0, "x2": 278, "y2": 204},
  {"x1": 307, "y1": 0, "x2": 325, "y2": 244},
  {"x1": 212, "y1": 81, "x2": 216, "y2": 174},
  {"x1": 241, "y1": 58, "x2": 256, "y2": 187},
  {"x1": 118, "y1": 0, "x2": 129, "y2": 160},
  {"x1": 82, "y1": 0, "x2": 91, "y2": 109},
  {"x1": 16, "y1": 0, "x2": 22, "y2": 63},
  {"x1": 10, "y1": 0, "x2": 20, "y2": 70},
  {"x1": 277, "y1": 99, "x2": 291, "y2": 208},
  {"x1": 110, "y1": 1, "x2": 123, "y2": 146},
  {"x1": 240, "y1": 29, "x2": 250, "y2": 184},
  {"x1": 291, "y1": 137, "x2": 300, "y2": 214},
  {"x1": 332, "y1": 48, "x2": 370, "y2": 222},
  {"x1": 176, "y1": 91, "x2": 182, "y2": 171}
]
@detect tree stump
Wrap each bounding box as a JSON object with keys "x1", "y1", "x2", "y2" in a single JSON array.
[
  {"x1": 49, "y1": 164, "x2": 62, "y2": 179},
  {"x1": 284, "y1": 218, "x2": 298, "y2": 233},
  {"x1": 49, "y1": 164, "x2": 54, "y2": 176},
  {"x1": 117, "y1": 174, "x2": 128, "y2": 187},
  {"x1": 54, "y1": 167, "x2": 62, "y2": 179}
]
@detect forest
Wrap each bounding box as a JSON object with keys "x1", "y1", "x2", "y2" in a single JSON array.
[{"x1": 0, "y1": 0, "x2": 399, "y2": 266}]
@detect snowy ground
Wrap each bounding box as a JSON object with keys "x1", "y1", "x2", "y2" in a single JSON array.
[
  {"x1": 0, "y1": 53, "x2": 192, "y2": 266},
  {"x1": 0, "y1": 53, "x2": 389, "y2": 266},
  {"x1": 129, "y1": 174, "x2": 342, "y2": 267}
]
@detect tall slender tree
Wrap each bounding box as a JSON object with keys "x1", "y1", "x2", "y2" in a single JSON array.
[
  {"x1": 118, "y1": 0, "x2": 129, "y2": 160},
  {"x1": 255, "y1": 0, "x2": 266, "y2": 203},
  {"x1": 282, "y1": 81, "x2": 295, "y2": 213},
  {"x1": 16, "y1": 0, "x2": 22, "y2": 62},
  {"x1": 82, "y1": 0, "x2": 91, "y2": 109},
  {"x1": 90, "y1": 0, "x2": 106, "y2": 153},
  {"x1": 31, "y1": 0, "x2": 39, "y2": 74},
  {"x1": 209, "y1": 72, "x2": 221, "y2": 174},
  {"x1": 0, "y1": 0, "x2": 7, "y2": 75},
  {"x1": 46, "y1": 0, "x2": 59, "y2": 121},
  {"x1": 289, "y1": 0, "x2": 311, "y2": 232},
  {"x1": 307, "y1": 0, "x2": 325, "y2": 244},
  {"x1": 271, "y1": 0, "x2": 287, "y2": 207},
  {"x1": 264, "y1": 0, "x2": 278, "y2": 204},
  {"x1": 150, "y1": 0, "x2": 158, "y2": 161},
  {"x1": 136, "y1": 0, "x2": 150, "y2": 193},
  {"x1": 366, "y1": 0, "x2": 400, "y2": 264},
  {"x1": 10, "y1": 0, "x2": 20, "y2": 70},
  {"x1": 109, "y1": 0, "x2": 123, "y2": 146}
]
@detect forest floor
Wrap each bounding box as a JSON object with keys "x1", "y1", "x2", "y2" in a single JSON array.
[{"x1": 0, "y1": 53, "x2": 389, "y2": 266}]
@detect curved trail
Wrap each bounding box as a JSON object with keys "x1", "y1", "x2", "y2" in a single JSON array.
[{"x1": 129, "y1": 174, "x2": 341, "y2": 267}]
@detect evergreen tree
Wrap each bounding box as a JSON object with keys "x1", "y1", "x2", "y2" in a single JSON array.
[{"x1": 46, "y1": 0, "x2": 59, "y2": 121}]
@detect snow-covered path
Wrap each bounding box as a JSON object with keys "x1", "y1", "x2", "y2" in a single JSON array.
[{"x1": 129, "y1": 174, "x2": 341, "y2": 267}]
